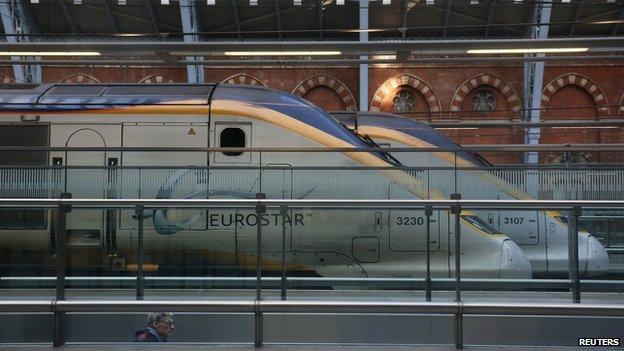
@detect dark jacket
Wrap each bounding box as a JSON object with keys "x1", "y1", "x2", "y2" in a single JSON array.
[{"x1": 134, "y1": 327, "x2": 166, "y2": 342}]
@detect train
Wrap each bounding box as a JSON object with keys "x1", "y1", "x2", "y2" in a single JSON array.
[
  {"x1": 0, "y1": 83, "x2": 532, "y2": 280},
  {"x1": 332, "y1": 111, "x2": 610, "y2": 277}
]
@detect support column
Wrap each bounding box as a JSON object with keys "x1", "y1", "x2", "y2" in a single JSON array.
[
  {"x1": 359, "y1": 0, "x2": 368, "y2": 111},
  {"x1": 0, "y1": 0, "x2": 41, "y2": 83},
  {"x1": 523, "y1": 0, "x2": 551, "y2": 165},
  {"x1": 179, "y1": 0, "x2": 205, "y2": 83}
]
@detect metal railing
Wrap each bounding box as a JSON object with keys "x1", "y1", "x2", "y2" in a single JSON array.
[{"x1": 0, "y1": 198, "x2": 623, "y2": 348}]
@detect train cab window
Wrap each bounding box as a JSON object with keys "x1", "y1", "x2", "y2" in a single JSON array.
[
  {"x1": 220, "y1": 127, "x2": 245, "y2": 156},
  {"x1": 461, "y1": 215, "x2": 502, "y2": 235}
]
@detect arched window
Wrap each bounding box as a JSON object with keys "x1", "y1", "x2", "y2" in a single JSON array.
[
  {"x1": 392, "y1": 90, "x2": 416, "y2": 113},
  {"x1": 472, "y1": 89, "x2": 496, "y2": 112}
]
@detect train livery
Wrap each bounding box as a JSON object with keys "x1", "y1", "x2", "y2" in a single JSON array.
[
  {"x1": 333, "y1": 111, "x2": 610, "y2": 277},
  {"x1": 0, "y1": 84, "x2": 531, "y2": 280}
]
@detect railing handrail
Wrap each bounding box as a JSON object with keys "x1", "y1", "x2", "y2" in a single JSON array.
[
  {"x1": 0, "y1": 198, "x2": 622, "y2": 209},
  {"x1": 2, "y1": 299, "x2": 624, "y2": 317}
]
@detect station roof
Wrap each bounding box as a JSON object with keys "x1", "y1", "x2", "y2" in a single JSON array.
[{"x1": 8, "y1": 0, "x2": 624, "y2": 40}]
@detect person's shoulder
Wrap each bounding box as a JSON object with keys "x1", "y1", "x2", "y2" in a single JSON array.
[{"x1": 134, "y1": 329, "x2": 159, "y2": 342}]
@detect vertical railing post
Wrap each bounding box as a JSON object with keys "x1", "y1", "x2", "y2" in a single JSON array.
[
  {"x1": 450, "y1": 193, "x2": 462, "y2": 349},
  {"x1": 135, "y1": 205, "x2": 145, "y2": 300},
  {"x1": 569, "y1": 206, "x2": 581, "y2": 303},
  {"x1": 54, "y1": 200, "x2": 70, "y2": 347},
  {"x1": 280, "y1": 204, "x2": 288, "y2": 300},
  {"x1": 255, "y1": 193, "x2": 266, "y2": 347},
  {"x1": 425, "y1": 205, "x2": 433, "y2": 302}
]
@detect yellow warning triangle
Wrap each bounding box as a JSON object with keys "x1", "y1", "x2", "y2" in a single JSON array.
[{"x1": 188, "y1": 128, "x2": 196, "y2": 136}]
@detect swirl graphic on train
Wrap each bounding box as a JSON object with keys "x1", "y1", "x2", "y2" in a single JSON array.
[{"x1": 152, "y1": 168, "x2": 314, "y2": 235}]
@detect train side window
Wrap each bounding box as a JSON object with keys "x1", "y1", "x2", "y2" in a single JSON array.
[{"x1": 220, "y1": 127, "x2": 245, "y2": 156}]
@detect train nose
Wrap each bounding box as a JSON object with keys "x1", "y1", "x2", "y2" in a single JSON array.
[
  {"x1": 500, "y1": 239, "x2": 533, "y2": 279},
  {"x1": 582, "y1": 234, "x2": 610, "y2": 276}
]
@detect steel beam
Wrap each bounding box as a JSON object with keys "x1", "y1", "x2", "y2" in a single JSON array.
[
  {"x1": 400, "y1": 0, "x2": 408, "y2": 39},
  {"x1": 0, "y1": 0, "x2": 41, "y2": 83},
  {"x1": 1, "y1": 37, "x2": 623, "y2": 53},
  {"x1": 179, "y1": 0, "x2": 204, "y2": 83},
  {"x1": 146, "y1": 0, "x2": 160, "y2": 34},
  {"x1": 484, "y1": 0, "x2": 497, "y2": 37},
  {"x1": 442, "y1": 0, "x2": 451, "y2": 38},
  {"x1": 275, "y1": 0, "x2": 283, "y2": 39},
  {"x1": 569, "y1": 0, "x2": 585, "y2": 37},
  {"x1": 104, "y1": 0, "x2": 119, "y2": 33},
  {"x1": 58, "y1": 0, "x2": 77, "y2": 33},
  {"x1": 231, "y1": 0, "x2": 242, "y2": 39},
  {"x1": 318, "y1": 0, "x2": 323, "y2": 39},
  {"x1": 523, "y1": 0, "x2": 552, "y2": 165},
  {"x1": 613, "y1": 5, "x2": 624, "y2": 36},
  {"x1": 359, "y1": 0, "x2": 368, "y2": 111}
]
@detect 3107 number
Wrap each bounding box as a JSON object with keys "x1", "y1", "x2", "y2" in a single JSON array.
[
  {"x1": 396, "y1": 216, "x2": 425, "y2": 225},
  {"x1": 503, "y1": 217, "x2": 524, "y2": 224}
]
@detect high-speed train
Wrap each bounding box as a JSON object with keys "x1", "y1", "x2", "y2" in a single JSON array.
[
  {"x1": 0, "y1": 83, "x2": 531, "y2": 279},
  {"x1": 333, "y1": 111, "x2": 610, "y2": 277}
]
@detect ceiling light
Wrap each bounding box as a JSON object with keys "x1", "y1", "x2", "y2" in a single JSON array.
[
  {"x1": 0, "y1": 52, "x2": 101, "y2": 56},
  {"x1": 207, "y1": 0, "x2": 216, "y2": 4},
  {"x1": 30, "y1": 0, "x2": 39, "y2": 3},
  {"x1": 161, "y1": 0, "x2": 169, "y2": 4},
  {"x1": 293, "y1": 0, "x2": 301, "y2": 5},
  {"x1": 336, "y1": 0, "x2": 344, "y2": 5},
  {"x1": 73, "y1": 0, "x2": 81, "y2": 4},
  {"x1": 382, "y1": 0, "x2": 390, "y2": 4},
  {"x1": 467, "y1": 48, "x2": 589, "y2": 54},
  {"x1": 223, "y1": 51, "x2": 342, "y2": 56},
  {"x1": 372, "y1": 54, "x2": 396, "y2": 60},
  {"x1": 249, "y1": 0, "x2": 257, "y2": 5},
  {"x1": 118, "y1": 0, "x2": 126, "y2": 4},
  {"x1": 425, "y1": 0, "x2": 434, "y2": 4}
]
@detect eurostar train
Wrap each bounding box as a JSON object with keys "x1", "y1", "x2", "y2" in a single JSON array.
[
  {"x1": 333, "y1": 111, "x2": 610, "y2": 277},
  {"x1": 0, "y1": 84, "x2": 531, "y2": 279}
]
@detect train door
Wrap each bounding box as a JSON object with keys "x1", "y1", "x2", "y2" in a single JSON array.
[
  {"x1": 121, "y1": 122, "x2": 210, "y2": 272},
  {"x1": 51, "y1": 124, "x2": 121, "y2": 272}
]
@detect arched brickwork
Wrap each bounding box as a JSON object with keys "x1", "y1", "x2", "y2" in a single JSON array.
[
  {"x1": 0, "y1": 73, "x2": 14, "y2": 84},
  {"x1": 222, "y1": 74, "x2": 266, "y2": 87},
  {"x1": 58, "y1": 73, "x2": 100, "y2": 83},
  {"x1": 542, "y1": 73, "x2": 609, "y2": 117},
  {"x1": 370, "y1": 74, "x2": 440, "y2": 114},
  {"x1": 139, "y1": 74, "x2": 176, "y2": 83},
  {"x1": 618, "y1": 91, "x2": 624, "y2": 116},
  {"x1": 449, "y1": 74, "x2": 521, "y2": 114},
  {"x1": 292, "y1": 75, "x2": 356, "y2": 111}
]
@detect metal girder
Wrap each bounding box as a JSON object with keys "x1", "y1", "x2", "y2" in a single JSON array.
[
  {"x1": 275, "y1": 0, "x2": 283, "y2": 39},
  {"x1": 211, "y1": 4, "x2": 301, "y2": 33},
  {"x1": 146, "y1": 0, "x2": 160, "y2": 34},
  {"x1": 82, "y1": 3, "x2": 181, "y2": 32},
  {"x1": 400, "y1": 0, "x2": 408, "y2": 39},
  {"x1": 484, "y1": 0, "x2": 497, "y2": 37},
  {"x1": 569, "y1": 0, "x2": 585, "y2": 37},
  {"x1": 58, "y1": 0, "x2": 77, "y2": 34},
  {"x1": 359, "y1": 0, "x2": 368, "y2": 111},
  {"x1": 0, "y1": 0, "x2": 41, "y2": 83},
  {"x1": 524, "y1": 0, "x2": 552, "y2": 165},
  {"x1": 318, "y1": 0, "x2": 323, "y2": 39},
  {"x1": 2, "y1": 54, "x2": 624, "y2": 67},
  {"x1": 103, "y1": 0, "x2": 119, "y2": 34},
  {"x1": 179, "y1": 0, "x2": 204, "y2": 83},
  {"x1": 1, "y1": 37, "x2": 622, "y2": 53},
  {"x1": 231, "y1": 0, "x2": 242, "y2": 39},
  {"x1": 18, "y1": 0, "x2": 38, "y2": 34},
  {"x1": 614, "y1": 5, "x2": 624, "y2": 36},
  {"x1": 442, "y1": 0, "x2": 451, "y2": 38},
  {"x1": 436, "y1": 4, "x2": 523, "y2": 36}
]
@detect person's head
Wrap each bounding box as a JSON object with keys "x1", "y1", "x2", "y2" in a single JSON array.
[{"x1": 147, "y1": 312, "x2": 175, "y2": 339}]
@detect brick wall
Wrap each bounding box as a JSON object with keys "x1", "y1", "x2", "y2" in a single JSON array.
[{"x1": 4, "y1": 63, "x2": 623, "y2": 163}]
